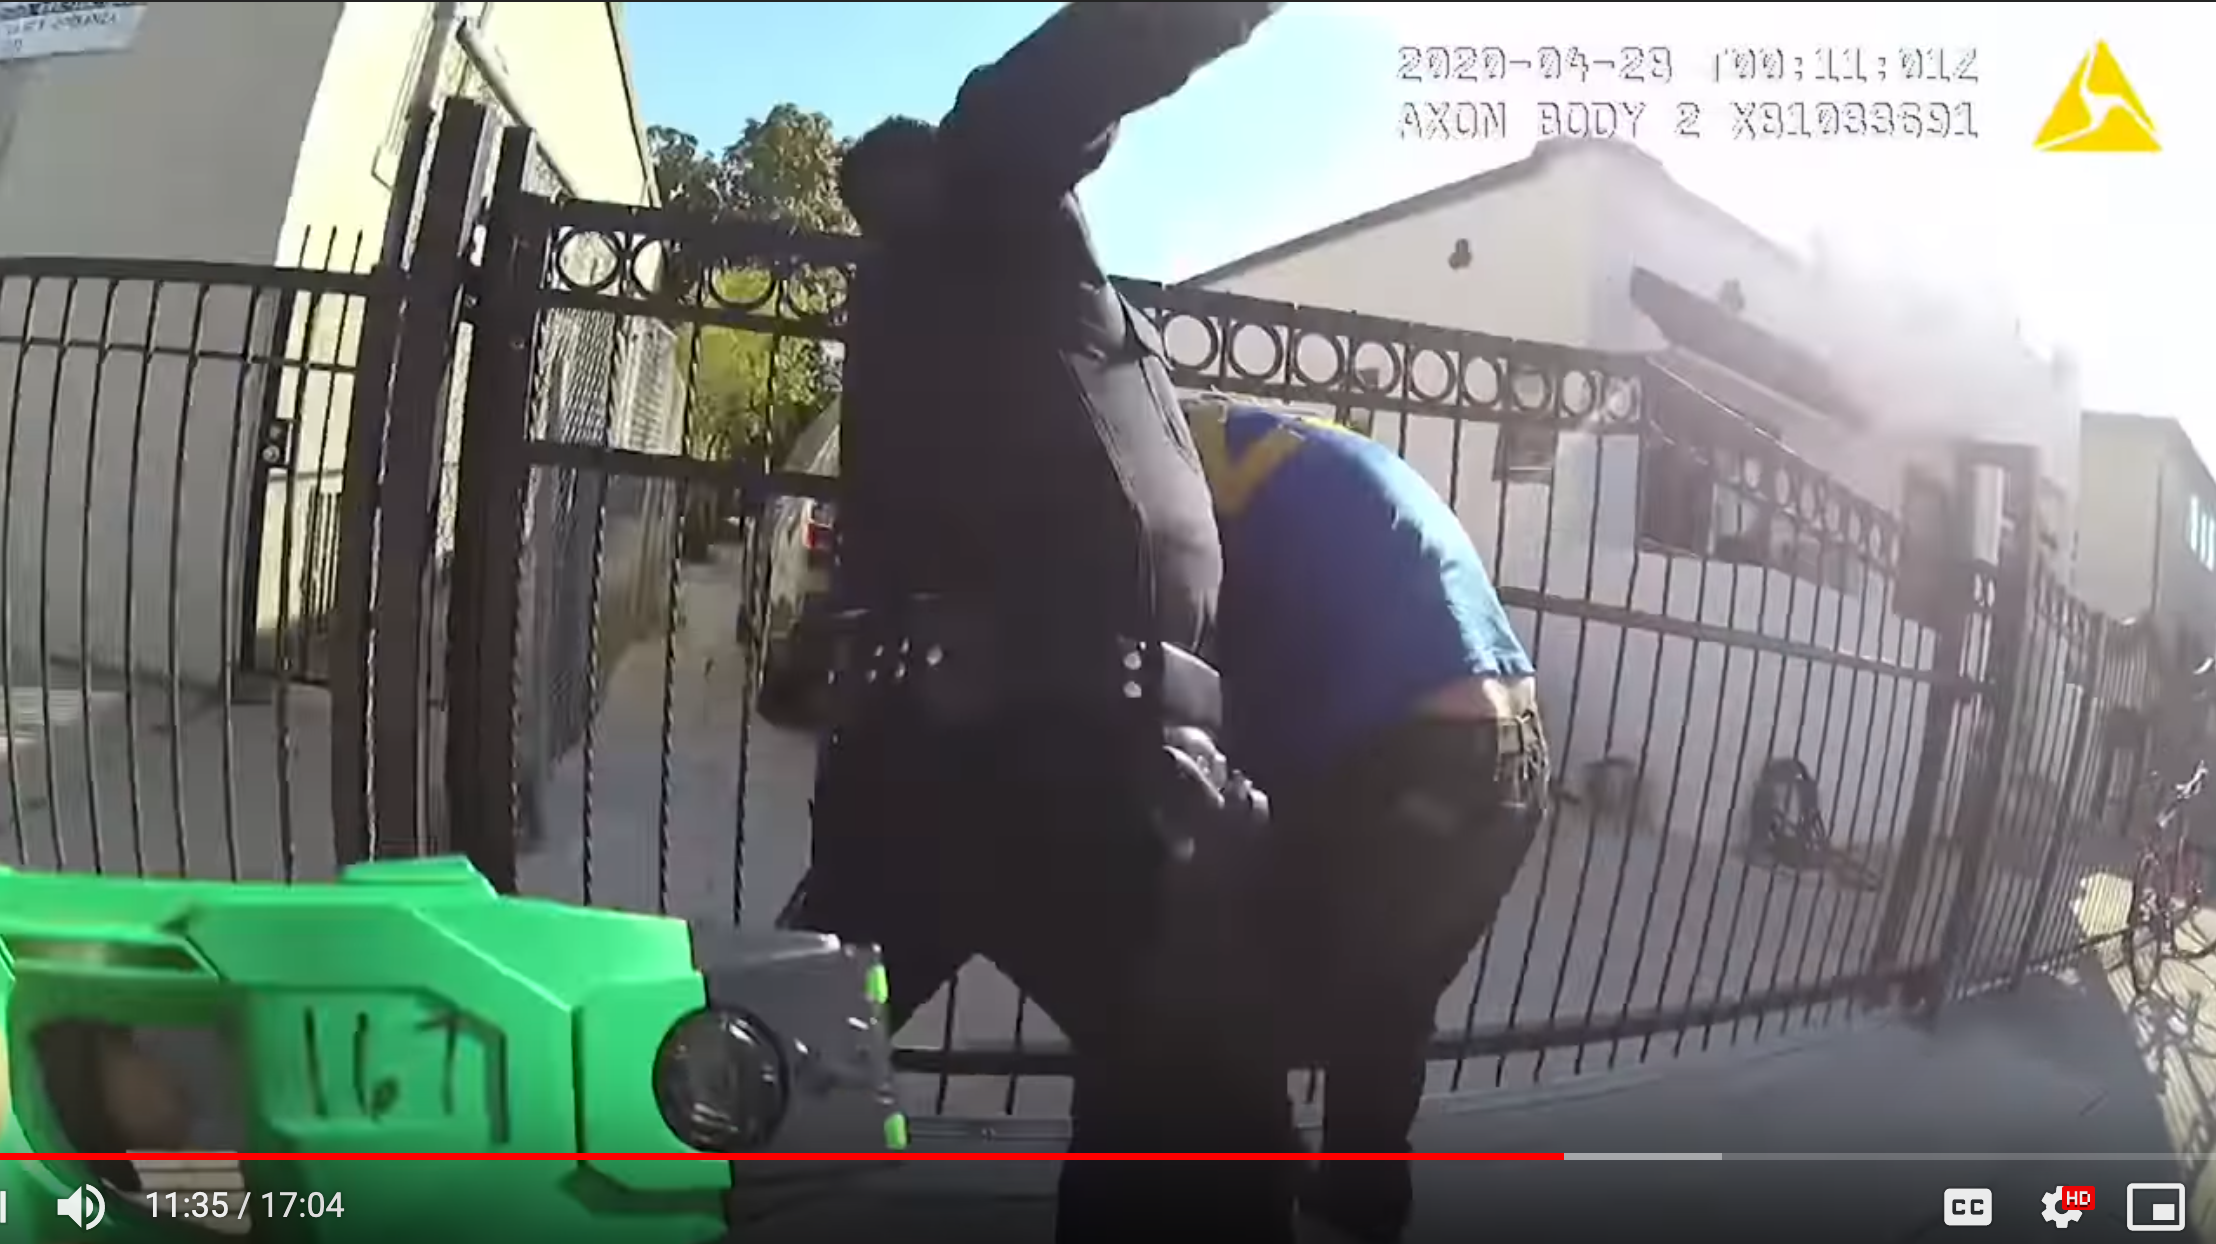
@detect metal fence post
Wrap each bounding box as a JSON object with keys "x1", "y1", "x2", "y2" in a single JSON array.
[
  {"x1": 1864, "y1": 482, "x2": 1974, "y2": 999},
  {"x1": 329, "y1": 105, "x2": 436, "y2": 866},
  {"x1": 368, "y1": 98, "x2": 499, "y2": 859},
  {"x1": 2010, "y1": 622, "x2": 2099, "y2": 987},
  {"x1": 1923, "y1": 441, "x2": 2041, "y2": 1019},
  {"x1": 444, "y1": 126, "x2": 548, "y2": 892}
]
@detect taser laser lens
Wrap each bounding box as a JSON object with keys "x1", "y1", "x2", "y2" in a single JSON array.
[{"x1": 653, "y1": 1009, "x2": 790, "y2": 1152}]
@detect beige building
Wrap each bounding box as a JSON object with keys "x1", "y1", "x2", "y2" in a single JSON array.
[
  {"x1": 0, "y1": 2, "x2": 661, "y2": 689},
  {"x1": 0, "y1": 1, "x2": 656, "y2": 263}
]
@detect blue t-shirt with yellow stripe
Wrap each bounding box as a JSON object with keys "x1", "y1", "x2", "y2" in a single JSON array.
[{"x1": 1191, "y1": 402, "x2": 1534, "y2": 789}]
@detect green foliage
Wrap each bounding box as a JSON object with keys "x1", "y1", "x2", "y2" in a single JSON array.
[{"x1": 648, "y1": 105, "x2": 854, "y2": 469}]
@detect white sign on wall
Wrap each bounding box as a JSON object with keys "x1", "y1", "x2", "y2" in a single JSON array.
[{"x1": 0, "y1": 2, "x2": 145, "y2": 63}]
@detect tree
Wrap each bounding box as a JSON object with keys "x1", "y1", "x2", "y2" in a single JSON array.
[{"x1": 648, "y1": 105, "x2": 853, "y2": 471}]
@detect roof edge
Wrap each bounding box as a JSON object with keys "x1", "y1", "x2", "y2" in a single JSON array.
[
  {"x1": 1177, "y1": 141, "x2": 1560, "y2": 288},
  {"x1": 606, "y1": 1, "x2": 660, "y2": 206},
  {"x1": 1177, "y1": 137, "x2": 1804, "y2": 291}
]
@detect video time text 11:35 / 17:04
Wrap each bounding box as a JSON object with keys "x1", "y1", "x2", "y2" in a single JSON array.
[{"x1": 144, "y1": 1190, "x2": 347, "y2": 1223}]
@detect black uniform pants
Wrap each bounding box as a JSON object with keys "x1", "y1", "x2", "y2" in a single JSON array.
[
  {"x1": 793, "y1": 697, "x2": 1299, "y2": 1244},
  {"x1": 1267, "y1": 708, "x2": 1550, "y2": 1244}
]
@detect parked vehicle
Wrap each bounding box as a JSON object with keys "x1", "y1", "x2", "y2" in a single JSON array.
[
  {"x1": 754, "y1": 499, "x2": 838, "y2": 729},
  {"x1": 752, "y1": 410, "x2": 842, "y2": 730}
]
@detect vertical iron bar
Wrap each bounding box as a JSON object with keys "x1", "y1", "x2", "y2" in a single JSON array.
[
  {"x1": 1721, "y1": 483, "x2": 1813, "y2": 1049},
  {"x1": 576, "y1": 313, "x2": 621, "y2": 900},
  {"x1": 1766, "y1": 522, "x2": 1858, "y2": 1037},
  {"x1": 36, "y1": 278, "x2": 82, "y2": 868},
  {"x1": 1569, "y1": 422, "x2": 1661, "y2": 1075},
  {"x1": 165, "y1": 287, "x2": 213, "y2": 876},
  {"x1": 445, "y1": 126, "x2": 546, "y2": 892},
  {"x1": 0, "y1": 274, "x2": 39, "y2": 856},
  {"x1": 1635, "y1": 433, "x2": 1731, "y2": 1063},
  {"x1": 1448, "y1": 407, "x2": 1510, "y2": 1092},
  {"x1": 1864, "y1": 478, "x2": 1972, "y2": 1001},
  {"x1": 234, "y1": 262, "x2": 300, "y2": 675},
  {"x1": 75, "y1": 281, "x2": 120, "y2": 871},
  {"x1": 1926, "y1": 444, "x2": 2039, "y2": 1017},
  {"x1": 215, "y1": 286, "x2": 268, "y2": 878},
  {"x1": 1972, "y1": 572, "x2": 2069, "y2": 983},
  {"x1": 1680, "y1": 447, "x2": 1782, "y2": 1057},
  {"x1": 1808, "y1": 536, "x2": 1914, "y2": 1028},
  {"x1": 656, "y1": 326, "x2": 706, "y2": 911},
  {"x1": 268, "y1": 237, "x2": 339, "y2": 880},
  {"x1": 1651, "y1": 441, "x2": 1752, "y2": 1061},
  {"x1": 370, "y1": 99, "x2": 497, "y2": 858},
  {"x1": 1492, "y1": 402, "x2": 1569, "y2": 1088},
  {"x1": 2012, "y1": 621, "x2": 2098, "y2": 982},
  {"x1": 119, "y1": 280, "x2": 163, "y2": 872},
  {"x1": 1600, "y1": 419, "x2": 1695, "y2": 1068},
  {"x1": 1531, "y1": 402, "x2": 1614, "y2": 1083}
]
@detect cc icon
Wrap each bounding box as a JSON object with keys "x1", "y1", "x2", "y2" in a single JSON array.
[{"x1": 1945, "y1": 1188, "x2": 1995, "y2": 1227}]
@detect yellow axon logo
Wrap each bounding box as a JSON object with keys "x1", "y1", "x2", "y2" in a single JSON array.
[{"x1": 2035, "y1": 41, "x2": 2160, "y2": 152}]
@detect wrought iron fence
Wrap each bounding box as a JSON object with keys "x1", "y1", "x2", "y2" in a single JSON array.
[
  {"x1": 0, "y1": 235, "x2": 375, "y2": 885},
  {"x1": 0, "y1": 98, "x2": 2164, "y2": 1134},
  {"x1": 408, "y1": 103, "x2": 2149, "y2": 1124}
]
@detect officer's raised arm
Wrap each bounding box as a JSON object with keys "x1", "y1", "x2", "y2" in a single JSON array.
[{"x1": 938, "y1": 1, "x2": 1284, "y2": 199}]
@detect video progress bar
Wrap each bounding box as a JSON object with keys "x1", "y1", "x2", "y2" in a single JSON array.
[
  {"x1": 1728, "y1": 1154, "x2": 2198, "y2": 1161},
  {"x1": 1562, "y1": 1154, "x2": 2197, "y2": 1161}
]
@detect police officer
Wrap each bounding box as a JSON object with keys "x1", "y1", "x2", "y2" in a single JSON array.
[
  {"x1": 787, "y1": 5, "x2": 1293, "y2": 1243},
  {"x1": 1180, "y1": 396, "x2": 1550, "y2": 1244}
]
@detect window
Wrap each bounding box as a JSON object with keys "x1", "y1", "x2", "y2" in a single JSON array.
[
  {"x1": 1637, "y1": 438, "x2": 1710, "y2": 553},
  {"x1": 1493, "y1": 424, "x2": 1558, "y2": 484},
  {"x1": 1633, "y1": 435, "x2": 1871, "y2": 597},
  {"x1": 2193, "y1": 493, "x2": 2216, "y2": 572},
  {"x1": 1896, "y1": 469, "x2": 1952, "y2": 628}
]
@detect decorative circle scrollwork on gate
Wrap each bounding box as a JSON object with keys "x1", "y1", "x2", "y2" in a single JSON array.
[
  {"x1": 536, "y1": 208, "x2": 863, "y2": 342},
  {"x1": 1123, "y1": 282, "x2": 1648, "y2": 433}
]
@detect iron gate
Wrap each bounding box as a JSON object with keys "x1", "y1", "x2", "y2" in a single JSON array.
[
  {"x1": 0, "y1": 98, "x2": 2155, "y2": 1128},
  {"x1": 409, "y1": 104, "x2": 2144, "y2": 1120}
]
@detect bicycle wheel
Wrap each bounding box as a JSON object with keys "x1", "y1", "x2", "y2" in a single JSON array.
[
  {"x1": 2128, "y1": 855, "x2": 2170, "y2": 995},
  {"x1": 2174, "y1": 846, "x2": 2216, "y2": 961}
]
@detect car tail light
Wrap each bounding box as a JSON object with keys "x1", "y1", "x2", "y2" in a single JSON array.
[{"x1": 804, "y1": 521, "x2": 834, "y2": 554}]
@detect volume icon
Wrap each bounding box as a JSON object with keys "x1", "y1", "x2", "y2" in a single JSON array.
[{"x1": 57, "y1": 1184, "x2": 106, "y2": 1230}]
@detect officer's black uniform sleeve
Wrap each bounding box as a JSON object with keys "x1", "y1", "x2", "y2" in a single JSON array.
[{"x1": 938, "y1": 2, "x2": 1284, "y2": 198}]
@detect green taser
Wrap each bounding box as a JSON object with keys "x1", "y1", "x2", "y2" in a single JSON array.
[{"x1": 0, "y1": 856, "x2": 901, "y2": 1244}]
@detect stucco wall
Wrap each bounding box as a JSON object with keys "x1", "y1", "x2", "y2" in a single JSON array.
[
  {"x1": 0, "y1": 2, "x2": 338, "y2": 263},
  {"x1": 248, "y1": 1, "x2": 663, "y2": 682},
  {"x1": 0, "y1": 3, "x2": 344, "y2": 692}
]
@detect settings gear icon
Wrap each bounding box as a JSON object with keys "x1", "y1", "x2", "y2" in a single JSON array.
[{"x1": 2043, "y1": 1187, "x2": 2086, "y2": 1228}]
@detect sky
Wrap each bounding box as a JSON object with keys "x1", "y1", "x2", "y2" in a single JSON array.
[{"x1": 624, "y1": 2, "x2": 2211, "y2": 451}]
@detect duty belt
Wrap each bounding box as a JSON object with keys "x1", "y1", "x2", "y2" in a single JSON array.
[{"x1": 822, "y1": 595, "x2": 1223, "y2": 733}]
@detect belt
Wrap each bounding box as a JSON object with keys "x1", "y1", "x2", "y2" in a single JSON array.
[{"x1": 824, "y1": 595, "x2": 1222, "y2": 732}]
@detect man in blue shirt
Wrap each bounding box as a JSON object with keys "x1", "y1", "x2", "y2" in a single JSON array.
[{"x1": 1183, "y1": 396, "x2": 1551, "y2": 1244}]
